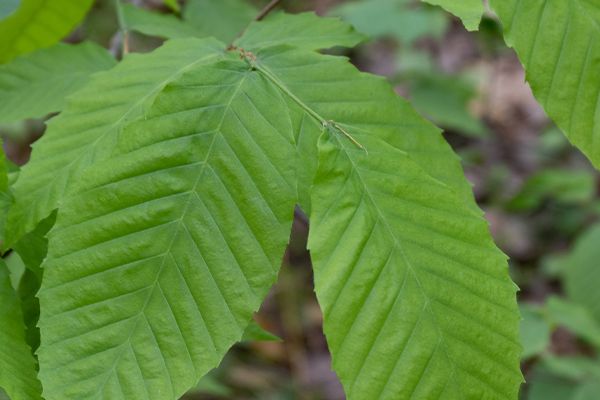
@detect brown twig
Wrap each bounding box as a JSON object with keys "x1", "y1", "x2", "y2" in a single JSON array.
[{"x1": 255, "y1": 0, "x2": 282, "y2": 21}]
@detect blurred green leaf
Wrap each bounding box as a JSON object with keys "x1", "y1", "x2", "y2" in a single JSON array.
[
  {"x1": 187, "y1": 372, "x2": 231, "y2": 397},
  {"x1": 546, "y1": 296, "x2": 600, "y2": 349},
  {"x1": 120, "y1": 3, "x2": 201, "y2": 39},
  {"x1": 0, "y1": 0, "x2": 94, "y2": 63},
  {"x1": 562, "y1": 223, "x2": 600, "y2": 324},
  {"x1": 0, "y1": 260, "x2": 42, "y2": 400},
  {"x1": 540, "y1": 253, "x2": 570, "y2": 278},
  {"x1": 242, "y1": 320, "x2": 281, "y2": 342},
  {"x1": 573, "y1": 382, "x2": 600, "y2": 400},
  {"x1": 508, "y1": 170, "x2": 596, "y2": 211},
  {"x1": 184, "y1": 0, "x2": 257, "y2": 43},
  {"x1": 0, "y1": 142, "x2": 10, "y2": 248},
  {"x1": 0, "y1": 42, "x2": 116, "y2": 124},
  {"x1": 528, "y1": 361, "x2": 600, "y2": 400},
  {"x1": 14, "y1": 213, "x2": 55, "y2": 352},
  {"x1": 539, "y1": 126, "x2": 572, "y2": 159},
  {"x1": 235, "y1": 12, "x2": 366, "y2": 51},
  {"x1": 528, "y1": 368, "x2": 581, "y2": 400},
  {"x1": 542, "y1": 355, "x2": 600, "y2": 381},
  {"x1": 395, "y1": 48, "x2": 434, "y2": 75},
  {"x1": 0, "y1": 0, "x2": 19, "y2": 19},
  {"x1": 164, "y1": 0, "x2": 180, "y2": 13},
  {"x1": 407, "y1": 72, "x2": 488, "y2": 137},
  {"x1": 331, "y1": 0, "x2": 447, "y2": 44},
  {"x1": 421, "y1": 0, "x2": 483, "y2": 31},
  {"x1": 520, "y1": 304, "x2": 551, "y2": 360}
]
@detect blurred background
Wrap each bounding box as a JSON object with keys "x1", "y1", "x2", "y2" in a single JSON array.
[{"x1": 2, "y1": 0, "x2": 600, "y2": 399}]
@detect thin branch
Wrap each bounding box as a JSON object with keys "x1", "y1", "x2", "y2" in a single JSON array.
[{"x1": 255, "y1": 0, "x2": 282, "y2": 21}]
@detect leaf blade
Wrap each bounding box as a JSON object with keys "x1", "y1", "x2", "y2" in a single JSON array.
[
  {"x1": 37, "y1": 57, "x2": 298, "y2": 400},
  {"x1": 489, "y1": 0, "x2": 600, "y2": 168},
  {"x1": 0, "y1": 0, "x2": 94, "y2": 63},
  {"x1": 235, "y1": 12, "x2": 366, "y2": 51},
  {"x1": 0, "y1": 259, "x2": 42, "y2": 400},
  {"x1": 422, "y1": 0, "x2": 483, "y2": 31},
  {"x1": 6, "y1": 38, "x2": 224, "y2": 246},
  {"x1": 0, "y1": 42, "x2": 116, "y2": 124}
]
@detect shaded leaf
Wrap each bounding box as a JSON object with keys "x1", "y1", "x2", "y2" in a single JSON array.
[
  {"x1": 120, "y1": 3, "x2": 200, "y2": 39},
  {"x1": 236, "y1": 12, "x2": 366, "y2": 51},
  {"x1": 0, "y1": 0, "x2": 94, "y2": 63},
  {"x1": 331, "y1": 0, "x2": 447, "y2": 44},
  {"x1": 561, "y1": 224, "x2": 600, "y2": 324},
  {"x1": 520, "y1": 303, "x2": 550, "y2": 360},
  {"x1": 0, "y1": 260, "x2": 42, "y2": 400},
  {"x1": 546, "y1": 296, "x2": 600, "y2": 349},
  {"x1": 183, "y1": 0, "x2": 256, "y2": 43},
  {"x1": 15, "y1": 213, "x2": 55, "y2": 352},
  {"x1": 0, "y1": 42, "x2": 116, "y2": 124},
  {"x1": 507, "y1": 169, "x2": 596, "y2": 211}
]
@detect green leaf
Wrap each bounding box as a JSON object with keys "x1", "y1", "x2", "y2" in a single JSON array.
[
  {"x1": 546, "y1": 296, "x2": 600, "y2": 348},
  {"x1": 407, "y1": 71, "x2": 488, "y2": 137},
  {"x1": 529, "y1": 359, "x2": 600, "y2": 400},
  {"x1": 422, "y1": 0, "x2": 484, "y2": 31},
  {"x1": 0, "y1": 42, "x2": 116, "y2": 124},
  {"x1": 242, "y1": 320, "x2": 281, "y2": 342},
  {"x1": 248, "y1": 44, "x2": 520, "y2": 399},
  {"x1": 37, "y1": 55, "x2": 299, "y2": 399},
  {"x1": 561, "y1": 224, "x2": 600, "y2": 324},
  {"x1": 541, "y1": 355, "x2": 600, "y2": 381},
  {"x1": 528, "y1": 368, "x2": 581, "y2": 400},
  {"x1": 120, "y1": 3, "x2": 201, "y2": 39},
  {"x1": 187, "y1": 371, "x2": 231, "y2": 397},
  {"x1": 235, "y1": 12, "x2": 366, "y2": 51},
  {"x1": 0, "y1": 260, "x2": 42, "y2": 400},
  {"x1": 6, "y1": 38, "x2": 223, "y2": 246},
  {"x1": 163, "y1": 0, "x2": 180, "y2": 14},
  {"x1": 0, "y1": 141, "x2": 10, "y2": 247},
  {"x1": 520, "y1": 303, "x2": 550, "y2": 360},
  {"x1": 309, "y1": 132, "x2": 521, "y2": 398},
  {"x1": 183, "y1": 0, "x2": 257, "y2": 43},
  {"x1": 14, "y1": 213, "x2": 55, "y2": 352},
  {"x1": 507, "y1": 169, "x2": 596, "y2": 211},
  {"x1": 0, "y1": 0, "x2": 94, "y2": 63},
  {"x1": 574, "y1": 382, "x2": 600, "y2": 400},
  {"x1": 331, "y1": 0, "x2": 447, "y2": 44},
  {"x1": 488, "y1": 0, "x2": 600, "y2": 168}
]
